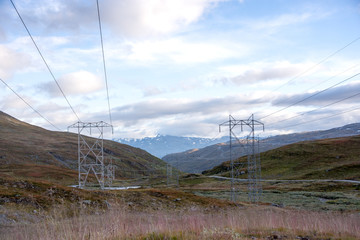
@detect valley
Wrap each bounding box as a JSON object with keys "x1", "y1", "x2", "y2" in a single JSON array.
[{"x1": 0, "y1": 112, "x2": 359, "y2": 239}]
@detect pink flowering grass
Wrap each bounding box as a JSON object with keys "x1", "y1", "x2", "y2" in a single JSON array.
[{"x1": 3, "y1": 207, "x2": 359, "y2": 240}]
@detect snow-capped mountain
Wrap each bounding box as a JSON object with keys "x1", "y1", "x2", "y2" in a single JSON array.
[
  {"x1": 113, "y1": 135, "x2": 228, "y2": 158},
  {"x1": 162, "y1": 122, "x2": 360, "y2": 173}
]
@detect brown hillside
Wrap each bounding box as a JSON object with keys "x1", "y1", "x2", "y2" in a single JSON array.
[
  {"x1": 203, "y1": 135, "x2": 360, "y2": 180},
  {"x1": 0, "y1": 111, "x2": 167, "y2": 183}
]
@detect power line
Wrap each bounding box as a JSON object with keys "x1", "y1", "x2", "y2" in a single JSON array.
[
  {"x1": 300, "y1": 63, "x2": 360, "y2": 94},
  {"x1": 10, "y1": 0, "x2": 81, "y2": 122},
  {"x1": 252, "y1": 35, "x2": 360, "y2": 119},
  {"x1": 96, "y1": 0, "x2": 113, "y2": 128},
  {"x1": 259, "y1": 72, "x2": 360, "y2": 120},
  {"x1": 265, "y1": 35, "x2": 360, "y2": 96},
  {"x1": 269, "y1": 86, "x2": 360, "y2": 127},
  {"x1": 281, "y1": 104, "x2": 360, "y2": 129},
  {"x1": 0, "y1": 77, "x2": 60, "y2": 130}
]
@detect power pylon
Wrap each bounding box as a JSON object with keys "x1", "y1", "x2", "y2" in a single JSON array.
[
  {"x1": 68, "y1": 121, "x2": 114, "y2": 189},
  {"x1": 166, "y1": 163, "x2": 179, "y2": 186},
  {"x1": 219, "y1": 114, "x2": 264, "y2": 203},
  {"x1": 166, "y1": 163, "x2": 172, "y2": 186}
]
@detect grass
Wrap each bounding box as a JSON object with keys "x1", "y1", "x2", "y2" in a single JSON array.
[
  {"x1": 192, "y1": 189, "x2": 360, "y2": 211},
  {"x1": 180, "y1": 176, "x2": 360, "y2": 211},
  {"x1": 1, "y1": 112, "x2": 360, "y2": 239},
  {"x1": 1, "y1": 207, "x2": 359, "y2": 240},
  {"x1": 203, "y1": 135, "x2": 360, "y2": 181},
  {"x1": 1, "y1": 172, "x2": 359, "y2": 239},
  {"x1": 0, "y1": 164, "x2": 79, "y2": 186},
  {"x1": 0, "y1": 111, "x2": 168, "y2": 179}
]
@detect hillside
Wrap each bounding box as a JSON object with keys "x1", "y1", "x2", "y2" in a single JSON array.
[
  {"x1": 163, "y1": 123, "x2": 360, "y2": 173},
  {"x1": 0, "y1": 111, "x2": 167, "y2": 184},
  {"x1": 0, "y1": 112, "x2": 359, "y2": 240},
  {"x1": 114, "y1": 134, "x2": 228, "y2": 158},
  {"x1": 203, "y1": 135, "x2": 360, "y2": 180}
]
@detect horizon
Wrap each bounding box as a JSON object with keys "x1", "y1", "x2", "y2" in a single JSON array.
[{"x1": 1, "y1": 0, "x2": 360, "y2": 139}]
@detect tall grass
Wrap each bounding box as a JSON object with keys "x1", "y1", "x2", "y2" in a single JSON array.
[{"x1": 3, "y1": 207, "x2": 359, "y2": 240}]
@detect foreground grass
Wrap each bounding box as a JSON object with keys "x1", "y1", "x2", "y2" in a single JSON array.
[{"x1": 1, "y1": 206, "x2": 359, "y2": 240}]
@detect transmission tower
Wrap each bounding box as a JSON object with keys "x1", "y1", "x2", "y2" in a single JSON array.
[
  {"x1": 166, "y1": 163, "x2": 179, "y2": 187},
  {"x1": 219, "y1": 114, "x2": 264, "y2": 203},
  {"x1": 68, "y1": 121, "x2": 114, "y2": 189},
  {"x1": 166, "y1": 163, "x2": 172, "y2": 186}
]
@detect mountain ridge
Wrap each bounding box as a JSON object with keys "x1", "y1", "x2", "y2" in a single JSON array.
[
  {"x1": 114, "y1": 134, "x2": 228, "y2": 158},
  {"x1": 162, "y1": 122, "x2": 360, "y2": 173},
  {"x1": 203, "y1": 135, "x2": 360, "y2": 181},
  {"x1": 0, "y1": 111, "x2": 167, "y2": 183}
]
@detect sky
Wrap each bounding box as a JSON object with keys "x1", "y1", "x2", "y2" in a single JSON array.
[{"x1": 0, "y1": 0, "x2": 360, "y2": 139}]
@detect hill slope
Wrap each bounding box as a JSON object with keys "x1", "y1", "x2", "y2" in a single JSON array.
[
  {"x1": 0, "y1": 111, "x2": 167, "y2": 183},
  {"x1": 203, "y1": 135, "x2": 360, "y2": 180},
  {"x1": 163, "y1": 123, "x2": 360, "y2": 173}
]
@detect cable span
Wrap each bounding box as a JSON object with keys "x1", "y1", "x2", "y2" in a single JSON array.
[
  {"x1": 259, "y1": 72, "x2": 360, "y2": 120},
  {"x1": 269, "y1": 86, "x2": 360, "y2": 127},
  {"x1": 0, "y1": 77, "x2": 60, "y2": 130},
  {"x1": 281, "y1": 105, "x2": 360, "y2": 129},
  {"x1": 96, "y1": 0, "x2": 113, "y2": 128},
  {"x1": 266, "y1": 36, "x2": 360, "y2": 95},
  {"x1": 10, "y1": 0, "x2": 81, "y2": 122}
]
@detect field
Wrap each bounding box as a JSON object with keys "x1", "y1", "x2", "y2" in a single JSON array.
[
  {"x1": 2, "y1": 206, "x2": 359, "y2": 240},
  {"x1": 0, "y1": 172, "x2": 359, "y2": 240},
  {"x1": 0, "y1": 113, "x2": 359, "y2": 239},
  {"x1": 203, "y1": 136, "x2": 360, "y2": 181}
]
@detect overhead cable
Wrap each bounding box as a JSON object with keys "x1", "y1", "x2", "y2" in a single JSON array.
[
  {"x1": 259, "y1": 72, "x2": 360, "y2": 120},
  {"x1": 265, "y1": 35, "x2": 360, "y2": 96},
  {"x1": 0, "y1": 77, "x2": 60, "y2": 130},
  {"x1": 10, "y1": 0, "x2": 81, "y2": 122},
  {"x1": 281, "y1": 105, "x2": 360, "y2": 129},
  {"x1": 269, "y1": 85, "x2": 360, "y2": 127},
  {"x1": 96, "y1": 0, "x2": 113, "y2": 128}
]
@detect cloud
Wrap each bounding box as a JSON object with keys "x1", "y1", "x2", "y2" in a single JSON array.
[
  {"x1": 143, "y1": 87, "x2": 164, "y2": 97},
  {"x1": 40, "y1": 70, "x2": 104, "y2": 97},
  {"x1": 217, "y1": 61, "x2": 308, "y2": 85},
  {"x1": 110, "y1": 95, "x2": 266, "y2": 126},
  {"x1": 112, "y1": 37, "x2": 241, "y2": 64},
  {"x1": 103, "y1": 0, "x2": 225, "y2": 38},
  {"x1": 0, "y1": 27, "x2": 6, "y2": 41},
  {"x1": 271, "y1": 106, "x2": 360, "y2": 132},
  {"x1": 8, "y1": 0, "x2": 226, "y2": 38},
  {"x1": 272, "y1": 81, "x2": 360, "y2": 107},
  {"x1": 244, "y1": 8, "x2": 331, "y2": 34},
  {"x1": 9, "y1": 0, "x2": 96, "y2": 33},
  {"x1": 251, "y1": 13, "x2": 313, "y2": 30},
  {"x1": 0, "y1": 45, "x2": 31, "y2": 78},
  {"x1": 157, "y1": 117, "x2": 218, "y2": 136}
]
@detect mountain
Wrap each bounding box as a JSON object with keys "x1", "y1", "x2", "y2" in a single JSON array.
[
  {"x1": 162, "y1": 123, "x2": 360, "y2": 173},
  {"x1": 113, "y1": 135, "x2": 228, "y2": 158},
  {"x1": 203, "y1": 135, "x2": 360, "y2": 180},
  {"x1": 0, "y1": 111, "x2": 167, "y2": 184}
]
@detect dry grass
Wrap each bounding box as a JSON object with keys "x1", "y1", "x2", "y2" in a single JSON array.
[
  {"x1": 2, "y1": 206, "x2": 359, "y2": 240},
  {"x1": 0, "y1": 111, "x2": 167, "y2": 180},
  {"x1": 204, "y1": 135, "x2": 360, "y2": 181}
]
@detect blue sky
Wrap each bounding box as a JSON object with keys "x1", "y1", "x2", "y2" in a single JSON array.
[{"x1": 0, "y1": 0, "x2": 360, "y2": 139}]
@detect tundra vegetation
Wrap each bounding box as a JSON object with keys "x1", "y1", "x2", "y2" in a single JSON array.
[{"x1": 0, "y1": 112, "x2": 359, "y2": 239}]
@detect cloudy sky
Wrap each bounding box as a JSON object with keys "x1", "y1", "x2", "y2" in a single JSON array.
[{"x1": 1, "y1": 0, "x2": 360, "y2": 139}]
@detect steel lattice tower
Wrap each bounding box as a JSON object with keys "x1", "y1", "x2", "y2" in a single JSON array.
[
  {"x1": 219, "y1": 114, "x2": 264, "y2": 203},
  {"x1": 68, "y1": 121, "x2": 114, "y2": 189},
  {"x1": 166, "y1": 164, "x2": 179, "y2": 186}
]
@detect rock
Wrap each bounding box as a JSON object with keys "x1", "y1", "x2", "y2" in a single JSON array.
[{"x1": 82, "y1": 200, "x2": 92, "y2": 205}]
